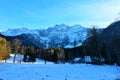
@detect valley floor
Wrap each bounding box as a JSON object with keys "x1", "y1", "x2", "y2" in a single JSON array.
[{"x1": 0, "y1": 63, "x2": 120, "y2": 80}]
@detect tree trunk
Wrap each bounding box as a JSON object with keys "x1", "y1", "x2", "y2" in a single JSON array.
[{"x1": 13, "y1": 53, "x2": 16, "y2": 63}]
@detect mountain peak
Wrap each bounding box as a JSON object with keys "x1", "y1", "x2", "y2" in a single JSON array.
[
  {"x1": 1, "y1": 24, "x2": 88, "y2": 48},
  {"x1": 55, "y1": 24, "x2": 68, "y2": 27},
  {"x1": 54, "y1": 24, "x2": 69, "y2": 29},
  {"x1": 1, "y1": 27, "x2": 30, "y2": 36}
]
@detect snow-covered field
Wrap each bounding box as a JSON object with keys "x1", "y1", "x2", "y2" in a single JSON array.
[
  {"x1": 0, "y1": 63, "x2": 120, "y2": 80},
  {"x1": 0, "y1": 54, "x2": 120, "y2": 80}
]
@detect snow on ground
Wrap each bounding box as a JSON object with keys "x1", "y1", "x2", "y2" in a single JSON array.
[
  {"x1": 0, "y1": 63, "x2": 120, "y2": 80},
  {"x1": 3, "y1": 54, "x2": 53, "y2": 64},
  {"x1": 0, "y1": 54, "x2": 120, "y2": 80}
]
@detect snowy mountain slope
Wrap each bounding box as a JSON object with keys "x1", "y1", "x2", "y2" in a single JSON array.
[
  {"x1": 1, "y1": 24, "x2": 88, "y2": 48},
  {"x1": 1, "y1": 28, "x2": 39, "y2": 36},
  {"x1": 0, "y1": 63, "x2": 120, "y2": 80}
]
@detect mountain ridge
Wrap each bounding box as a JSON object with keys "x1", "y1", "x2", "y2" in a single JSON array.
[{"x1": 0, "y1": 24, "x2": 88, "y2": 48}]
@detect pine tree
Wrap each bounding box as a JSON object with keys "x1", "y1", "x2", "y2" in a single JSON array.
[
  {"x1": 52, "y1": 49, "x2": 57, "y2": 63},
  {"x1": 28, "y1": 46, "x2": 36, "y2": 62},
  {"x1": 87, "y1": 27, "x2": 102, "y2": 64}
]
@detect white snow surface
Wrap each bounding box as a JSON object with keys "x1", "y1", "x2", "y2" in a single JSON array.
[
  {"x1": 0, "y1": 54, "x2": 120, "y2": 80},
  {"x1": 0, "y1": 63, "x2": 120, "y2": 80},
  {"x1": 2, "y1": 54, "x2": 53, "y2": 64}
]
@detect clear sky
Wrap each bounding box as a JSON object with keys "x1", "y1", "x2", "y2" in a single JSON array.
[{"x1": 0, "y1": 0, "x2": 120, "y2": 31}]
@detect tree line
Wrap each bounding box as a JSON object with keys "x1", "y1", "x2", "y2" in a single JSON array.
[{"x1": 84, "y1": 26, "x2": 120, "y2": 66}]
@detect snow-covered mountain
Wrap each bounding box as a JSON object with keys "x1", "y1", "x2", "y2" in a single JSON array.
[
  {"x1": 1, "y1": 28, "x2": 39, "y2": 36},
  {"x1": 1, "y1": 24, "x2": 88, "y2": 48}
]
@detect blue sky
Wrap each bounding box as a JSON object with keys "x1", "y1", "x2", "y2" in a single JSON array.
[{"x1": 0, "y1": 0, "x2": 120, "y2": 31}]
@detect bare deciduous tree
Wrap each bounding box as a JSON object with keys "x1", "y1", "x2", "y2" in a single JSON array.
[
  {"x1": 12, "y1": 38, "x2": 21, "y2": 63},
  {"x1": 0, "y1": 37, "x2": 11, "y2": 62}
]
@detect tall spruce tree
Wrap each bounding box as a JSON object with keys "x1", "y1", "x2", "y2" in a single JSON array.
[{"x1": 87, "y1": 27, "x2": 102, "y2": 64}]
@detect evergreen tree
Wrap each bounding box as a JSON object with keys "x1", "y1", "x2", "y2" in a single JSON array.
[
  {"x1": 87, "y1": 27, "x2": 102, "y2": 64},
  {"x1": 52, "y1": 49, "x2": 57, "y2": 63},
  {"x1": 23, "y1": 54, "x2": 27, "y2": 62},
  {"x1": 29, "y1": 46, "x2": 36, "y2": 62}
]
